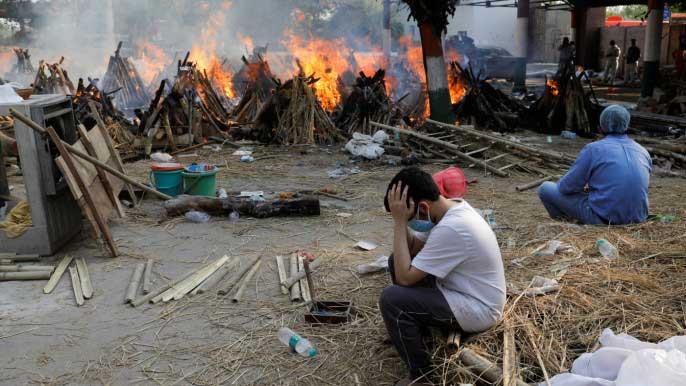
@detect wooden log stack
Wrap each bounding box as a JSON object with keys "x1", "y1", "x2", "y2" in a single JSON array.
[
  {"x1": 32, "y1": 58, "x2": 75, "y2": 95},
  {"x1": 335, "y1": 69, "x2": 402, "y2": 136},
  {"x1": 450, "y1": 61, "x2": 525, "y2": 133},
  {"x1": 102, "y1": 42, "x2": 151, "y2": 111},
  {"x1": 230, "y1": 54, "x2": 277, "y2": 128},
  {"x1": 12, "y1": 48, "x2": 34, "y2": 74}
]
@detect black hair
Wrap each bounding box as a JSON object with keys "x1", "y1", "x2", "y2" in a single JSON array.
[
  {"x1": 383, "y1": 166, "x2": 441, "y2": 212},
  {"x1": 610, "y1": 40, "x2": 616, "y2": 45}
]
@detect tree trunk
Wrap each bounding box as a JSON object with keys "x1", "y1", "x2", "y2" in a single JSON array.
[
  {"x1": 418, "y1": 22, "x2": 455, "y2": 123},
  {"x1": 164, "y1": 195, "x2": 321, "y2": 218}
]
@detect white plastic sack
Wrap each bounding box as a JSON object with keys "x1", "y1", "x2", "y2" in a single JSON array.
[
  {"x1": 0, "y1": 85, "x2": 23, "y2": 104},
  {"x1": 571, "y1": 347, "x2": 633, "y2": 381},
  {"x1": 356, "y1": 255, "x2": 388, "y2": 274},
  {"x1": 545, "y1": 373, "x2": 615, "y2": 386},
  {"x1": 345, "y1": 132, "x2": 385, "y2": 160},
  {"x1": 372, "y1": 130, "x2": 389, "y2": 144},
  {"x1": 615, "y1": 349, "x2": 686, "y2": 386},
  {"x1": 150, "y1": 152, "x2": 173, "y2": 162}
]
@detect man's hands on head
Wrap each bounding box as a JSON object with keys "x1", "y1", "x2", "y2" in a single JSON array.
[{"x1": 387, "y1": 183, "x2": 415, "y2": 224}]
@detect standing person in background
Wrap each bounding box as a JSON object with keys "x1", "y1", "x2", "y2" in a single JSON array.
[
  {"x1": 625, "y1": 39, "x2": 641, "y2": 85},
  {"x1": 603, "y1": 40, "x2": 621, "y2": 85},
  {"x1": 557, "y1": 37, "x2": 574, "y2": 75}
]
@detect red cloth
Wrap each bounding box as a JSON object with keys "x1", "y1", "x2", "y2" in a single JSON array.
[{"x1": 433, "y1": 167, "x2": 467, "y2": 199}]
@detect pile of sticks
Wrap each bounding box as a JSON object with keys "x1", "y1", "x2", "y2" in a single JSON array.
[
  {"x1": 449, "y1": 61, "x2": 524, "y2": 132},
  {"x1": 102, "y1": 42, "x2": 150, "y2": 111},
  {"x1": 253, "y1": 72, "x2": 340, "y2": 145},
  {"x1": 12, "y1": 48, "x2": 34, "y2": 74},
  {"x1": 128, "y1": 254, "x2": 264, "y2": 307},
  {"x1": 230, "y1": 54, "x2": 277, "y2": 126},
  {"x1": 527, "y1": 66, "x2": 598, "y2": 136},
  {"x1": 335, "y1": 69, "x2": 402, "y2": 135},
  {"x1": 32, "y1": 58, "x2": 75, "y2": 95}
]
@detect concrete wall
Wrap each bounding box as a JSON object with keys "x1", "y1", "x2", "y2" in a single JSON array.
[
  {"x1": 445, "y1": 6, "x2": 517, "y2": 50},
  {"x1": 529, "y1": 7, "x2": 572, "y2": 63},
  {"x1": 577, "y1": 7, "x2": 606, "y2": 70},
  {"x1": 598, "y1": 23, "x2": 676, "y2": 74}
]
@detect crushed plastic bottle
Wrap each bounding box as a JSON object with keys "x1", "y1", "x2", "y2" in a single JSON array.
[
  {"x1": 560, "y1": 130, "x2": 577, "y2": 139},
  {"x1": 482, "y1": 209, "x2": 497, "y2": 229},
  {"x1": 185, "y1": 211, "x2": 210, "y2": 223},
  {"x1": 229, "y1": 211, "x2": 240, "y2": 223},
  {"x1": 217, "y1": 188, "x2": 228, "y2": 198},
  {"x1": 596, "y1": 239, "x2": 618, "y2": 259},
  {"x1": 277, "y1": 327, "x2": 317, "y2": 357}
]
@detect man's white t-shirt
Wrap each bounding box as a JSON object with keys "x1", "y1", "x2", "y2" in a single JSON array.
[{"x1": 411, "y1": 200, "x2": 506, "y2": 332}]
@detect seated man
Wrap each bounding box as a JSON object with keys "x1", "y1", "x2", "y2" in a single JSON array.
[
  {"x1": 379, "y1": 167, "x2": 506, "y2": 386},
  {"x1": 538, "y1": 105, "x2": 652, "y2": 225}
]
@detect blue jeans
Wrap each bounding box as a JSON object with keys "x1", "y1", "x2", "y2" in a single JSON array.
[{"x1": 538, "y1": 182, "x2": 606, "y2": 225}]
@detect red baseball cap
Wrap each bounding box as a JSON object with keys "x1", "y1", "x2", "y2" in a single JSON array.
[{"x1": 433, "y1": 167, "x2": 467, "y2": 199}]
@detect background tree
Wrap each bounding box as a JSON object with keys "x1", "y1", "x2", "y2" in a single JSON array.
[{"x1": 401, "y1": 0, "x2": 458, "y2": 123}]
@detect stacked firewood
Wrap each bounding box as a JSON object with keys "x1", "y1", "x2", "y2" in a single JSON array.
[
  {"x1": 253, "y1": 71, "x2": 340, "y2": 145},
  {"x1": 527, "y1": 66, "x2": 598, "y2": 136},
  {"x1": 450, "y1": 62, "x2": 524, "y2": 132},
  {"x1": 230, "y1": 54, "x2": 277, "y2": 125},
  {"x1": 12, "y1": 48, "x2": 34, "y2": 74},
  {"x1": 32, "y1": 58, "x2": 75, "y2": 95},
  {"x1": 102, "y1": 42, "x2": 151, "y2": 111},
  {"x1": 335, "y1": 69, "x2": 402, "y2": 135}
]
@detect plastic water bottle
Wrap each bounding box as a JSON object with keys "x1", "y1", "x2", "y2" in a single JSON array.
[
  {"x1": 217, "y1": 188, "x2": 228, "y2": 198},
  {"x1": 229, "y1": 211, "x2": 240, "y2": 223},
  {"x1": 596, "y1": 239, "x2": 618, "y2": 259},
  {"x1": 185, "y1": 211, "x2": 210, "y2": 223},
  {"x1": 277, "y1": 327, "x2": 317, "y2": 358}
]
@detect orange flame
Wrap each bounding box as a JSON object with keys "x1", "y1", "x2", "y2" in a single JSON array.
[
  {"x1": 547, "y1": 79, "x2": 560, "y2": 96},
  {"x1": 133, "y1": 41, "x2": 169, "y2": 85},
  {"x1": 449, "y1": 74, "x2": 467, "y2": 105},
  {"x1": 189, "y1": 1, "x2": 236, "y2": 98},
  {"x1": 398, "y1": 36, "x2": 426, "y2": 83},
  {"x1": 282, "y1": 30, "x2": 351, "y2": 111},
  {"x1": 0, "y1": 49, "x2": 14, "y2": 74}
]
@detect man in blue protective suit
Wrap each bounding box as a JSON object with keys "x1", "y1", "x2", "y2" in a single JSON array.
[{"x1": 538, "y1": 105, "x2": 652, "y2": 225}]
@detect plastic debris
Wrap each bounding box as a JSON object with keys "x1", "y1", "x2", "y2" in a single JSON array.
[
  {"x1": 356, "y1": 255, "x2": 389, "y2": 274},
  {"x1": 240, "y1": 155, "x2": 255, "y2": 162},
  {"x1": 355, "y1": 240, "x2": 379, "y2": 251},
  {"x1": 151, "y1": 152, "x2": 173, "y2": 162},
  {"x1": 596, "y1": 239, "x2": 619, "y2": 259},
  {"x1": 344, "y1": 131, "x2": 387, "y2": 160},
  {"x1": 533, "y1": 240, "x2": 572, "y2": 257},
  {"x1": 185, "y1": 211, "x2": 210, "y2": 223},
  {"x1": 561, "y1": 131, "x2": 577, "y2": 139}
]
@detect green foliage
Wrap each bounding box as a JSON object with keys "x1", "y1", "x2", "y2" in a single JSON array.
[
  {"x1": 401, "y1": 0, "x2": 459, "y2": 34},
  {"x1": 606, "y1": 5, "x2": 648, "y2": 20}
]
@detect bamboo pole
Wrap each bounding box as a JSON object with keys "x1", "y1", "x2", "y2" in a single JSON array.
[
  {"x1": 231, "y1": 259, "x2": 263, "y2": 303},
  {"x1": 195, "y1": 260, "x2": 235, "y2": 295},
  {"x1": 298, "y1": 255, "x2": 311, "y2": 303},
  {"x1": 0, "y1": 271, "x2": 52, "y2": 281},
  {"x1": 288, "y1": 254, "x2": 301, "y2": 302},
  {"x1": 516, "y1": 176, "x2": 556, "y2": 192},
  {"x1": 216, "y1": 255, "x2": 260, "y2": 296},
  {"x1": 0, "y1": 253, "x2": 40, "y2": 262},
  {"x1": 75, "y1": 258, "x2": 93, "y2": 299},
  {"x1": 0, "y1": 265, "x2": 54, "y2": 272},
  {"x1": 68, "y1": 266, "x2": 84, "y2": 306},
  {"x1": 369, "y1": 121, "x2": 509, "y2": 177},
  {"x1": 142, "y1": 259, "x2": 153, "y2": 294},
  {"x1": 503, "y1": 320, "x2": 517, "y2": 386},
  {"x1": 131, "y1": 269, "x2": 197, "y2": 307},
  {"x1": 10, "y1": 109, "x2": 172, "y2": 201},
  {"x1": 282, "y1": 257, "x2": 323, "y2": 290},
  {"x1": 124, "y1": 263, "x2": 145, "y2": 304},
  {"x1": 426, "y1": 119, "x2": 576, "y2": 164},
  {"x1": 44, "y1": 255, "x2": 74, "y2": 294},
  {"x1": 160, "y1": 256, "x2": 230, "y2": 302},
  {"x1": 459, "y1": 348, "x2": 531, "y2": 386},
  {"x1": 275, "y1": 256, "x2": 289, "y2": 295}
]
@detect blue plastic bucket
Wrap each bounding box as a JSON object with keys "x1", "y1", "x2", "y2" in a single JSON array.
[{"x1": 150, "y1": 164, "x2": 184, "y2": 197}]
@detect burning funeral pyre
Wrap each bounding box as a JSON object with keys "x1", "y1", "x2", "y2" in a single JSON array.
[{"x1": 101, "y1": 42, "x2": 151, "y2": 113}]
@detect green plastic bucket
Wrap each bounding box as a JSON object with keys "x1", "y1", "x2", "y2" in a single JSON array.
[
  {"x1": 182, "y1": 168, "x2": 218, "y2": 197},
  {"x1": 150, "y1": 164, "x2": 184, "y2": 197}
]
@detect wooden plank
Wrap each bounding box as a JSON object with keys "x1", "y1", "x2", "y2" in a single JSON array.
[
  {"x1": 289, "y1": 254, "x2": 301, "y2": 302},
  {"x1": 275, "y1": 256, "x2": 289, "y2": 295},
  {"x1": 77, "y1": 124, "x2": 125, "y2": 218},
  {"x1": 75, "y1": 258, "x2": 93, "y2": 299},
  {"x1": 516, "y1": 176, "x2": 555, "y2": 192},
  {"x1": 485, "y1": 153, "x2": 509, "y2": 163},
  {"x1": 124, "y1": 263, "x2": 145, "y2": 304},
  {"x1": 44, "y1": 255, "x2": 74, "y2": 294},
  {"x1": 46, "y1": 125, "x2": 118, "y2": 257},
  {"x1": 231, "y1": 259, "x2": 262, "y2": 302},
  {"x1": 88, "y1": 101, "x2": 137, "y2": 207},
  {"x1": 68, "y1": 266, "x2": 84, "y2": 306},
  {"x1": 465, "y1": 146, "x2": 491, "y2": 156},
  {"x1": 142, "y1": 259, "x2": 153, "y2": 294}
]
